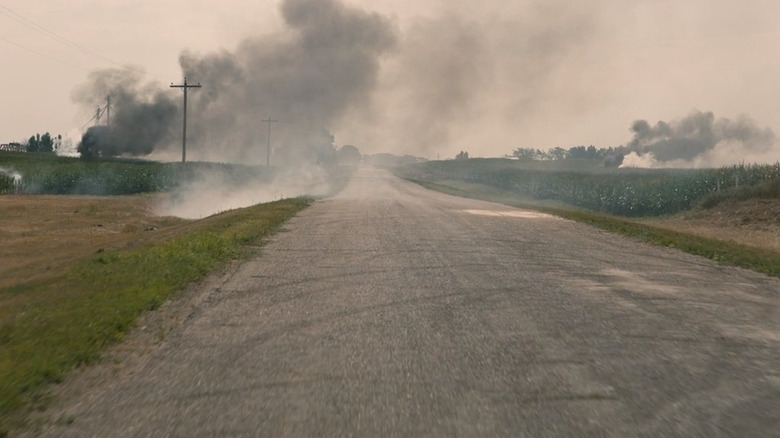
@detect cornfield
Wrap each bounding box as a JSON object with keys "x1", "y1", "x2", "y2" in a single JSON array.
[
  {"x1": 0, "y1": 152, "x2": 273, "y2": 196},
  {"x1": 399, "y1": 159, "x2": 780, "y2": 217}
]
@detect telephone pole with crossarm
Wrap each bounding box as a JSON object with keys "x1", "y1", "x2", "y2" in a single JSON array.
[{"x1": 170, "y1": 77, "x2": 201, "y2": 163}]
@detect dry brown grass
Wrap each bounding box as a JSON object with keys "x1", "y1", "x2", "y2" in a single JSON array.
[
  {"x1": 644, "y1": 198, "x2": 780, "y2": 253},
  {"x1": 0, "y1": 194, "x2": 186, "y2": 291},
  {"x1": 0, "y1": 195, "x2": 311, "y2": 434}
]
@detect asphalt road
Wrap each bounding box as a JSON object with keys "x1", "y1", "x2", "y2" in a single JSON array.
[{"x1": 30, "y1": 166, "x2": 780, "y2": 437}]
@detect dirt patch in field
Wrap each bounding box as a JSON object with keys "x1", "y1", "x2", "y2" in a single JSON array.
[
  {"x1": 0, "y1": 194, "x2": 186, "y2": 291},
  {"x1": 645, "y1": 198, "x2": 780, "y2": 252}
]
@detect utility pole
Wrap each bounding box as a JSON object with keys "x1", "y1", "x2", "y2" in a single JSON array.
[
  {"x1": 262, "y1": 117, "x2": 279, "y2": 166},
  {"x1": 106, "y1": 95, "x2": 111, "y2": 128},
  {"x1": 94, "y1": 106, "x2": 101, "y2": 126},
  {"x1": 170, "y1": 77, "x2": 201, "y2": 163}
]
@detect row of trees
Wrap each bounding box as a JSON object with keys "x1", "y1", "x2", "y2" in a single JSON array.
[
  {"x1": 25, "y1": 132, "x2": 61, "y2": 154},
  {"x1": 508, "y1": 145, "x2": 625, "y2": 164}
]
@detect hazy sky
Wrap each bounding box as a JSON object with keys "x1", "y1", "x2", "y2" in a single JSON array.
[{"x1": 1, "y1": 0, "x2": 778, "y2": 160}]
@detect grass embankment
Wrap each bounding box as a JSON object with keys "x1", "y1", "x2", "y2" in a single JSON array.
[
  {"x1": 408, "y1": 178, "x2": 780, "y2": 278},
  {"x1": 0, "y1": 197, "x2": 310, "y2": 434}
]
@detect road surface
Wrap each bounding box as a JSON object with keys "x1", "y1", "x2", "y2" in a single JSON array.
[{"x1": 28, "y1": 166, "x2": 780, "y2": 437}]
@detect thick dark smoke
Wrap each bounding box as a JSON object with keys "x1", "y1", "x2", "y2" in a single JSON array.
[
  {"x1": 73, "y1": 69, "x2": 177, "y2": 158},
  {"x1": 622, "y1": 111, "x2": 777, "y2": 167},
  {"x1": 73, "y1": 0, "x2": 608, "y2": 161},
  {"x1": 71, "y1": 0, "x2": 395, "y2": 162},
  {"x1": 179, "y1": 0, "x2": 397, "y2": 164}
]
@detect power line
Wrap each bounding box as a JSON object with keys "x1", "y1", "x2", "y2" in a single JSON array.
[
  {"x1": 0, "y1": 4, "x2": 161, "y2": 79},
  {"x1": 0, "y1": 6, "x2": 111, "y2": 63},
  {"x1": 79, "y1": 96, "x2": 111, "y2": 130},
  {"x1": 79, "y1": 112, "x2": 98, "y2": 130},
  {"x1": 79, "y1": 103, "x2": 106, "y2": 130},
  {"x1": 0, "y1": 34, "x2": 94, "y2": 72}
]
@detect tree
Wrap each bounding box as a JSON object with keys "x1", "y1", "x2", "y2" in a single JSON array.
[
  {"x1": 510, "y1": 148, "x2": 538, "y2": 161},
  {"x1": 25, "y1": 132, "x2": 55, "y2": 153},
  {"x1": 26, "y1": 135, "x2": 38, "y2": 152},
  {"x1": 548, "y1": 147, "x2": 568, "y2": 160},
  {"x1": 456, "y1": 150, "x2": 469, "y2": 160},
  {"x1": 568, "y1": 145, "x2": 587, "y2": 159}
]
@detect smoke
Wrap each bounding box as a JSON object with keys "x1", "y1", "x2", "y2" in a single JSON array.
[
  {"x1": 156, "y1": 164, "x2": 333, "y2": 219},
  {"x1": 0, "y1": 167, "x2": 23, "y2": 192},
  {"x1": 72, "y1": 69, "x2": 178, "y2": 157},
  {"x1": 178, "y1": 0, "x2": 397, "y2": 164},
  {"x1": 70, "y1": 0, "x2": 399, "y2": 163},
  {"x1": 341, "y1": 1, "x2": 606, "y2": 156},
  {"x1": 621, "y1": 111, "x2": 778, "y2": 168},
  {"x1": 373, "y1": 14, "x2": 491, "y2": 151},
  {"x1": 72, "y1": 0, "x2": 612, "y2": 161}
]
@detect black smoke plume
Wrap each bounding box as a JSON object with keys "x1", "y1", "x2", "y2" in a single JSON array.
[
  {"x1": 72, "y1": 0, "x2": 395, "y2": 162},
  {"x1": 179, "y1": 0, "x2": 397, "y2": 164},
  {"x1": 623, "y1": 111, "x2": 777, "y2": 167},
  {"x1": 74, "y1": 69, "x2": 178, "y2": 158}
]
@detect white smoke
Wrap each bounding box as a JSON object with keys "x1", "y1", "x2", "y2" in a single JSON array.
[
  {"x1": 155, "y1": 164, "x2": 333, "y2": 219},
  {"x1": 0, "y1": 167, "x2": 23, "y2": 191},
  {"x1": 56, "y1": 128, "x2": 82, "y2": 157}
]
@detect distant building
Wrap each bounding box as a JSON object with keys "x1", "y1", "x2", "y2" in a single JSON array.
[{"x1": 0, "y1": 142, "x2": 25, "y2": 152}]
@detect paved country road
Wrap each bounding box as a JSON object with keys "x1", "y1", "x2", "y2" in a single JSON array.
[{"x1": 27, "y1": 167, "x2": 780, "y2": 437}]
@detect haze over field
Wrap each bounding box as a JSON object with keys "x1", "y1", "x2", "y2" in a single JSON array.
[{"x1": 1, "y1": 0, "x2": 778, "y2": 166}]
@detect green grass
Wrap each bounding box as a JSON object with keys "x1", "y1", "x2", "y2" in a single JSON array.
[
  {"x1": 407, "y1": 178, "x2": 780, "y2": 278},
  {"x1": 0, "y1": 197, "x2": 311, "y2": 434}
]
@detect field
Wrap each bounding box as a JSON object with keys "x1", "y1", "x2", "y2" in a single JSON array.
[
  {"x1": 1, "y1": 152, "x2": 778, "y2": 432},
  {"x1": 397, "y1": 158, "x2": 780, "y2": 217},
  {"x1": 0, "y1": 194, "x2": 180, "y2": 291},
  {"x1": 0, "y1": 152, "x2": 364, "y2": 434},
  {"x1": 0, "y1": 151, "x2": 273, "y2": 196}
]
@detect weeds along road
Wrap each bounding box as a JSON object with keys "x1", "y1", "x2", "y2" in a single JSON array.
[{"x1": 30, "y1": 166, "x2": 780, "y2": 437}]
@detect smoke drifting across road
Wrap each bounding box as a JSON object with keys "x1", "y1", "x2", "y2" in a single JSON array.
[{"x1": 621, "y1": 111, "x2": 778, "y2": 168}]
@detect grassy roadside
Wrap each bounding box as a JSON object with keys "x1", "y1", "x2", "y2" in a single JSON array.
[
  {"x1": 0, "y1": 197, "x2": 311, "y2": 435},
  {"x1": 408, "y1": 178, "x2": 780, "y2": 278}
]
